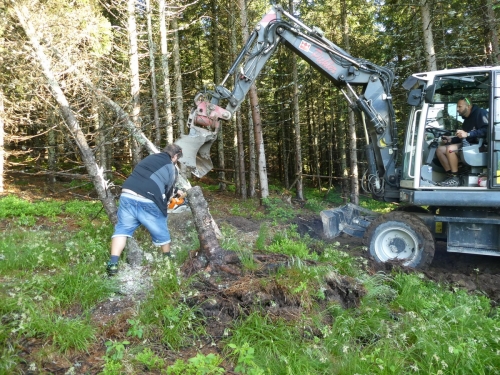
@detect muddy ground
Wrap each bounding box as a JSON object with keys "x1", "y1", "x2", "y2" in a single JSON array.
[{"x1": 4, "y1": 176, "x2": 500, "y2": 374}]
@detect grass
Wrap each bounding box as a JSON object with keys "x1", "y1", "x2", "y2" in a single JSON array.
[{"x1": 0, "y1": 189, "x2": 499, "y2": 374}]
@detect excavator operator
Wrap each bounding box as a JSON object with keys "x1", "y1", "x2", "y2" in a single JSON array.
[{"x1": 436, "y1": 97, "x2": 488, "y2": 187}]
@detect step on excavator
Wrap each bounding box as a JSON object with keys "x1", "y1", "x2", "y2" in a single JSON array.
[{"x1": 174, "y1": 5, "x2": 500, "y2": 268}]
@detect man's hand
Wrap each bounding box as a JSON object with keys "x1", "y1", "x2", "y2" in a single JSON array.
[{"x1": 456, "y1": 130, "x2": 468, "y2": 138}]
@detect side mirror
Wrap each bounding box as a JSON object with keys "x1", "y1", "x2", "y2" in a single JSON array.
[
  {"x1": 407, "y1": 89, "x2": 422, "y2": 106},
  {"x1": 424, "y1": 84, "x2": 435, "y2": 104}
]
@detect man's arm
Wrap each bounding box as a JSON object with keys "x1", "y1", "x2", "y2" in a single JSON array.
[{"x1": 469, "y1": 108, "x2": 489, "y2": 138}]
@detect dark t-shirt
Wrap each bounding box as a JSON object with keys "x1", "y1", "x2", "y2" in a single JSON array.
[{"x1": 122, "y1": 152, "x2": 177, "y2": 216}]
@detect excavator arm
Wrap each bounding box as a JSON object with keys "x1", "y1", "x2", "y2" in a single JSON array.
[{"x1": 175, "y1": 5, "x2": 400, "y2": 201}]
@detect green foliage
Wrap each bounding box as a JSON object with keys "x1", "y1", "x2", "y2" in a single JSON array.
[
  {"x1": 304, "y1": 198, "x2": 324, "y2": 213},
  {"x1": 105, "y1": 340, "x2": 130, "y2": 361},
  {"x1": 228, "y1": 343, "x2": 264, "y2": 375},
  {"x1": 62, "y1": 180, "x2": 94, "y2": 191},
  {"x1": 261, "y1": 197, "x2": 295, "y2": 221},
  {"x1": 322, "y1": 189, "x2": 344, "y2": 205},
  {"x1": 229, "y1": 199, "x2": 264, "y2": 220},
  {"x1": 126, "y1": 319, "x2": 144, "y2": 339},
  {"x1": 139, "y1": 292, "x2": 206, "y2": 351},
  {"x1": 359, "y1": 196, "x2": 397, "y2": 213},
  {"x1": 2, "y1": 192, "x2": 500, "y2": 375},
  {"x1": 134, "y1": 347, "x2": 165, "y2": 371},
  {"x1": 99, "y1": 358, "x2": 123, "y2": 375},
  {"x1": 255, "y1": 224, "x2": 268, "y2": 251},
  {"x1": 227, "y1": 313, "x2": 330, "y2": 374},
  {"x1": 63, "y1": 200, "x2": 108, "y2": 219},
  {"x1": 0, "y1": 195, "x2": 62, "y2": 219},
  {"x1": 167, "y1": 353, "x2": 224, "y2": 375},
  {"x1": 266, "y1": 225, "x2": 313, "y2": 259},
  {"x1": 317, "y1": 242, "x2": 362, "y2": 276}
]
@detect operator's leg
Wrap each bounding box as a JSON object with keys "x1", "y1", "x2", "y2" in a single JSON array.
[
  {"x1": 436, "y1": 144, "x2": 451, "y2": 173},
  {"x1": 447, "y1": 145, "x2": 460, "y2": 173},
  {"x1": 440, "y1": 144, "x2": 461, "y2": 186}
]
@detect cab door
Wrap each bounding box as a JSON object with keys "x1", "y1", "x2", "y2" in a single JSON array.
[{"x1": 492, "y1": 71, "x2": 500, "y2": 187}]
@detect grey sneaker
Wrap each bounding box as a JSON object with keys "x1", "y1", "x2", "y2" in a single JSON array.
[
  {"x1": 106, "y1": 262, "x2": 118, "y2": 276},
  {"x1": 440, "y1": 175, "x2": 460, "y2": 187}
]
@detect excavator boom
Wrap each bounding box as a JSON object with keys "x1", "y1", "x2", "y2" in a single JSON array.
[{"x1": 175, "y1": 4, "x2": 399, "y2": 201}]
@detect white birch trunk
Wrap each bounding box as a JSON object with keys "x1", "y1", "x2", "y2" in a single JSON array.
[
  {"x1": 127, "y1": 0, "x2": 142, "y2": 164},
  {"x1": 171, "y1": 17, "x2": 185, "y2": 136},
  {"x1": 341, "y1": 0, "x2": 359, "y2": 204},
  {"x1": 146, "y1": 0, "x2": 161, "y2": 146},
  {"x1": 486, "y1": 0, "x2": 499, "y2": 65},
  {"x1": 247, "y1": 103, "x2": 256, "y2": 198},
  {"x1": 159, "y1": 0, "x2": 174, "y2": 144},
  {"x1": 239, "y1": 0, "x2": 268, "y2": 199},
  {"x1": 291, "y1": 56, "x2": 303, "y2": 200},
  {"x1": 420, "y1": 0, "x2": 437, "y2": 71},
  {"x1": 13, "y1": 4, "x2": 118, "y2": 222}
]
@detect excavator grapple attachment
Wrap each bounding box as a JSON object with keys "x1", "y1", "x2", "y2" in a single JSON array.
[{"x1": 174, "y1": 125, "x2": 218, "y2": 178}]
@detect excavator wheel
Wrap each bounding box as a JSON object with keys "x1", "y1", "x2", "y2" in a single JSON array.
[{"x1": 363, "y1": 211, "x2": 435, "y2": 269}]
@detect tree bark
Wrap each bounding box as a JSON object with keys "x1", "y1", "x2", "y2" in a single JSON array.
[
  {"x1": 247, "y1": 103, "x2": 256, "y2": 198},
  {"x1": 14, "y1": 4, "x2": 145, "y2": 265},
  {"x1": 239, "y1": 0, "x2": 268, "y2": 199},
  {"x1": 485, "y1": 0, "x2": 499, "y2": 65},
  {"x1": 289, "y1": 0, "x2": 303, "y2": 201},
  {"x1": 210, "y1": 0, "x2": 226, "y2": 192},
  {"x1": 229, "y1": 2, "x2": 246, "y2": 199},
  {"x1": 146, "y1": 0, "x2": 161, "y2": 146},
  {"x1": 159, "y1": 0, "x2": 174, "y2": 145},
  {"x1": 420, "y1": 0, "x2": 437, "y2": 71},
  {"x1": 127, "y1": 0, "x2": 143, "y2": 164},
  {"x1": 184, "y1": 186, "x2": 239, "y2": 275},
  {"x1": 341, "y1": 0, "x2": 359, "y2": 204},
  {"x1": 171, "y1": 17, "x2": 185, "y2": 136}
]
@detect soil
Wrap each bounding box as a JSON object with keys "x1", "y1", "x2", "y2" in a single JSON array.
[{"x1": 3, "y1": 175, "x2": 500, "y2": 374}]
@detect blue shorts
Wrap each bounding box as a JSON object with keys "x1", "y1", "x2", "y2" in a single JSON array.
[{"x1": 112, "y1": 194, "x2": 170, "y2": 246}]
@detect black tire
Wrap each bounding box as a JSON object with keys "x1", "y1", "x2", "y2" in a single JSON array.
[{"x1": 363, "y1": 211, "x2": 435, "y2": 269}]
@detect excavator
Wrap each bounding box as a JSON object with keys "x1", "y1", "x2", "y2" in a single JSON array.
[{"x1": 174, "y1": 4, "x2": 500, "y2": 268}]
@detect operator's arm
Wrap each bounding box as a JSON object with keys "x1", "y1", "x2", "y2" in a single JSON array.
[
  {"x1": 456, "y1": 108, "x2": 489, "y2": 140},
  {"x1": 468, "y1": 108, "x2": 489, "y2": 139}
]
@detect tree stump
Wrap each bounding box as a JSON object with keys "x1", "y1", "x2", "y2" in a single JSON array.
[{"x1": 184, "y1": 186, "x2": 240, "y2": 275}]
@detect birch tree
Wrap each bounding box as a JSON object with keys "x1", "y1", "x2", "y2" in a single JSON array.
[
  {"x1": 341, "y1": 0, "x2": 359, "y2": 204},
  {"x1": 146, "y1": 0, "x2": 161, "y2": 145},
  {"x1": 230, "y1": 2, "x2": 247, "y2": 198},
  {"x1": 159, "y1": 0, "x2": 174, "y2": 144},
  {"x1": 287, "y1": 2, "x2": 304, "y2": 201},
  {"x1": 485, "y1": 0, "x2": 499, "y2": 65},
  {"x1": 421, "y1": 0, "x2": 437, "y2": 71},
  {"x1": 239, "y1": 0, "x2": 269, "y2": 199},
  {"x1": 127, "y1": 0, "x2": 143, "y2": 164}
]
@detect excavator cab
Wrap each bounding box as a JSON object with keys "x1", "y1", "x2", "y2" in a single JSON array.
[{"x1": 401, "y1": 68, "x2": 494, "y2": 190}]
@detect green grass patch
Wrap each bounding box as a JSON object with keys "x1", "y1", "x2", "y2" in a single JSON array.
[{"x1": 1, "y1": 194, "x2": 500, "y2": 375}]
